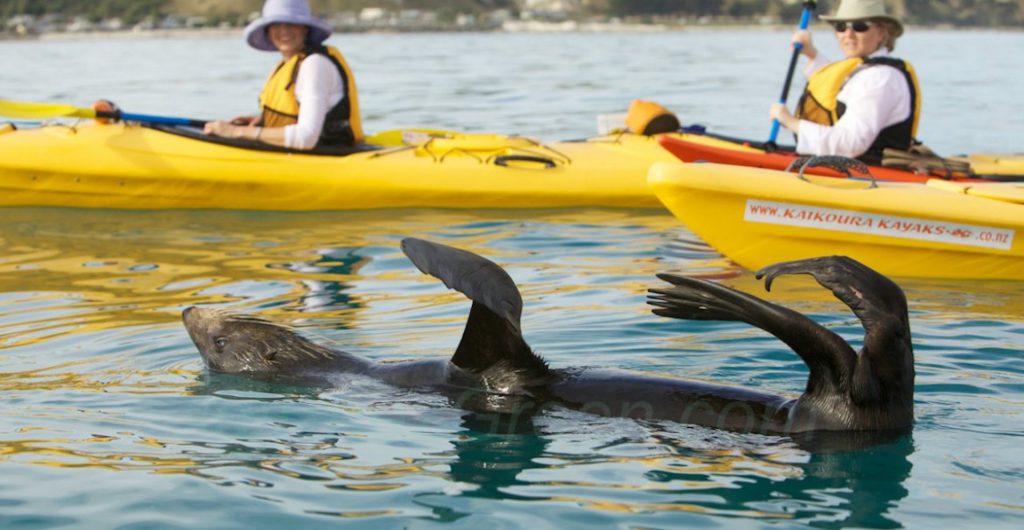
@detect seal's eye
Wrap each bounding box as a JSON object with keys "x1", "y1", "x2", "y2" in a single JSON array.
[
  {"x1": 214, "y1": 337, "x2": 228, "y2": 351},
  {"x1": 264, "y1": 350, "x2": 278, "y2": 362}
]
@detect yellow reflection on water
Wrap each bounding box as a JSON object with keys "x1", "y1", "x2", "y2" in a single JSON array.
[
  {"x1": 306, "y1": 509, "x2": 403, "y2": 519},
  {"x1": 530, "y1": 448, "x2": 802, "y2": 489},
  {"x1": 715, "y1": 269, "x2": 1024, "y2": 320},
  {"x1": 0, "y1": 207, "x2": 690, "y2": 350},
  {"x1": 0, "y1": 436, "x2": 202, "y2": 473},
  {"x1": 985, "y1": 502, "x2": 1024, "y2": 512},
  {"x1": 328, "y1": 462, "x2": 435, "y2": 481},
  {"x1": 0, "y1": 360, "x2": 196, "y2": 394},
  {"x1": 330, "y1": 483, "x2": 406, "y2": 492},
  {"x1": 0, "y1": 420, "x2": 825, "y2": 523},
  {"x1": 547, "y1": 495, "x2": 791, "y2": 519}
]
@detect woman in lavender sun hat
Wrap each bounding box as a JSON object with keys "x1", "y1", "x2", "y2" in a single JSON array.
[
  {"x1": 769, "y1": 0, "x2": 922, "y2": 165},
  {"x1": 204, "y1": 0, "x2": 363, "y2": 149}
]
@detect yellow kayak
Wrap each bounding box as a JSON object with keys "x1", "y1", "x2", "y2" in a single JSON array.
[
  {"x1": 0, "y1": 122, "x2": 682, "y2": 211},
  {"x1": 648, "y1": 162, "x2": 1024, "y2": 280},
  {"x1": 954, "y1": 152, "x2": 1024, "y2": 176}
]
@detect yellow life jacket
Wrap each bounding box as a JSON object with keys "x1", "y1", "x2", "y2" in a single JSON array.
[
  {"x1": 258, "y1": 44, "x2": 363, "y2": 145},
  {"x1": 796, "y1": 56, "x2": 922, "y2": 163}
]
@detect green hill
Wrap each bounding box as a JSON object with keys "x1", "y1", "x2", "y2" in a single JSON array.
[
  {"x1": 0, "y1": 1, "x2": 520, "y2": 25},
  {"x1": 2, "y1": 0, "x2": 1022, "y2": 28}
]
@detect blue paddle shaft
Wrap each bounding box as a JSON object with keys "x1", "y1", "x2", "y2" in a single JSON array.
[
  {"x1": 97, "y1": 110, "x2": 206, "y2": 128},
  {"x1": 769, "y1": 2, "x2": 816, "y2": 145}
]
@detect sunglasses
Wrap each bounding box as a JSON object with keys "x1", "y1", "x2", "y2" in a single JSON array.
[{"x1": 831, "y1": 20, "x2": 874, "y2": 33}]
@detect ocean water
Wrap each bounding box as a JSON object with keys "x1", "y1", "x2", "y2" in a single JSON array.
[{"x1": 1, "y1": 30, "x2": 1023, "y2": 529}]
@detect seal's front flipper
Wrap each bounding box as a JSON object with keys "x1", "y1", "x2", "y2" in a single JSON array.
[
  {"x1": 756, "y1": 256, "x2": 908, "y2": 332},
  {"x1": 401, "y1": 238, "x2": 549, "y2": 383},
  {"x1": 756, "y1": 256, "x2": 913, "y2": 406},
  {"x1": 649, "y1": 273, "x2": 855, "y2": 395}
]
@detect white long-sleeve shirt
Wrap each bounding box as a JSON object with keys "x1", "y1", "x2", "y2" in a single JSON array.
[
  {"x1": 796, "y1": 49, "x2": 912, "y2": 158},
  {"x1": 283, "y1": 54, "x2": 344, "y2": 150}
]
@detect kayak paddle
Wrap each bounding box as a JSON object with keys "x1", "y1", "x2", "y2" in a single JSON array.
[
  {"x1": 767, "y1": 0, "x2": 817, "y2": 151},
  {"x1": 0, "y1": 99, "x2": 207, "y2": 127}
]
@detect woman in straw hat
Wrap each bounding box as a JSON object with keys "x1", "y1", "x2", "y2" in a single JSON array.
[
  {"x1": 769, "y1": 0, "x2": 921, "y2": 164},
  {"x1": 204, "y1": 0, "x2": 363, "y2": 150}
]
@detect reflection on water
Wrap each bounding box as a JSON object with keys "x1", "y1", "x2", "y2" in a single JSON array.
[
  {"x1": 426, "y1": 413, "x2": 915, "y2": 527},
  {"x1": 269, "y1": 246, "x2": 367, "y2": 314},
  {"x1": 0, "y1": 205, "x2": 1022, "y2": 529},
  {"x1": 0, "y1": 413, "x2": 914, "y2": 526}
]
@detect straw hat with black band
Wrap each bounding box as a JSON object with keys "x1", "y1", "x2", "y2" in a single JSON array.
[{"x1": 821, "y1": 0, "x2": 904, "y2": 49}]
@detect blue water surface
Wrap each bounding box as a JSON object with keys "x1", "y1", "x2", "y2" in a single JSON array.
[
  {"x1": 1, "y1": 30, "x2": 1024, "y2": 529},
  {"x1": 0, "y1": 208, "x2": 1022, "y2": 529}
]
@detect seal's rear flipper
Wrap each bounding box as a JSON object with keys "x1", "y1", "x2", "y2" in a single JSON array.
[
  {"x1": 649, "y1": 273, "x2": 856, "y2": 395},
  {"x1": 401, "y1": 238, "x2": 549, "y2": 380},
  {"x1": 755, "y1": 256, "x2": 913, "y2": 406}
]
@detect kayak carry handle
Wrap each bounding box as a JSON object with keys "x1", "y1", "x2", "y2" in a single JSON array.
[
  {"x1": 787, "y1": 155, "x2": 877, "y2": 187},
  {"x1": 493, "y1": 154, "x2": 558, "y2": 169}
]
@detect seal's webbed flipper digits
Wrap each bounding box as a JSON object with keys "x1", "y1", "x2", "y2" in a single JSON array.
[
  {"x1": 400, "y1": 238, "x2": 549, "y2": 380},
  {"x1": 649, "y1": 273, "x2": 856, "y2": 396},
  {"x1": 755, "y1": 256, "x2": 914, "y2": 407},
  {"x1": 756, "y1": 256, "x2": 909, "y2": 333}
]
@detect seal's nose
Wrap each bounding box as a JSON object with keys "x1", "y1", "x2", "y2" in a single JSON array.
[{"x1": 182, "y1": 306, "x2": 195, "y2": 320}]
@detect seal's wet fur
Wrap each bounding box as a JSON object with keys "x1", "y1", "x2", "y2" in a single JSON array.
[{"x1": 183, "y1": 238, "x2": 914, "y2": 434}]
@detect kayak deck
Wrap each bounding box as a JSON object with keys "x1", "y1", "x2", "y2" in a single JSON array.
[{"x1": 658, "y1": 133, "x2": 1022, "y2": 182}]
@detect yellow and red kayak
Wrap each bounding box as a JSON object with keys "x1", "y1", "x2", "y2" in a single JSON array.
[
  {"x1": 658, "y1": 133, "x2": 1024, "y2": 182},
  {"x1": 648, "y1": 161, "x2": 1024, "y2": 280},
  {"x1": 0, "y1": 122, "x2": 684, "y2": 211}
]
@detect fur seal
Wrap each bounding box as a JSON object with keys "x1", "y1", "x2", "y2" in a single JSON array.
[{"x1": 183, "y1": 238, "x2": 914, "y2": 434}]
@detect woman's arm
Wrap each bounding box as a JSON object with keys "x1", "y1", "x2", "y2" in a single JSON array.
[
  {"x1": 204, "y1": 55, "x2": 344, "y2": 149},
  {"x1": 202, "y1": 120, "x2": 288, "y2": 146},
  {"x1": 285, "y1": 54, "x2": 344, "y2": 150},
  {"x1": 768, "y1": 31, "x2": 829, "y2": 136}
]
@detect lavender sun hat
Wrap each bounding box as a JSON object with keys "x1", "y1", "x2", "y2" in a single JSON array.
[{"x1": 243, "y1": 0, "x2": 333, "y2": 52}]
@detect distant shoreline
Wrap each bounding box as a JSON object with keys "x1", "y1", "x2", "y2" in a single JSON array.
[{"x1": 0, "y1": 22, "x2": 1016, "y2": 42}]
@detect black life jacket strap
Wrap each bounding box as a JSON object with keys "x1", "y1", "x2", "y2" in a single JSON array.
[{"x1": 302, "y1": 44, "x2": 355, "y2": 145}]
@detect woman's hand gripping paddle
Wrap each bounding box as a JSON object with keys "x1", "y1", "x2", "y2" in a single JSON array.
[{"x1": 766, "y1": 1, "x2": 817, "y2": 152}]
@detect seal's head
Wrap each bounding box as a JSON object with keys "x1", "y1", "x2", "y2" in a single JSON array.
[{"x1": 182, "y1": 306, "x2": 333, "y2": 376}]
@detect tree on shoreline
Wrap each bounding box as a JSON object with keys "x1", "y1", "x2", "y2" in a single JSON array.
[
  {"x1": 1, "y1": 0, "x2": 165, "y2": 25},
  {"x1": 2, "y1": 0, "x2": 1022, "y2": 28}
]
